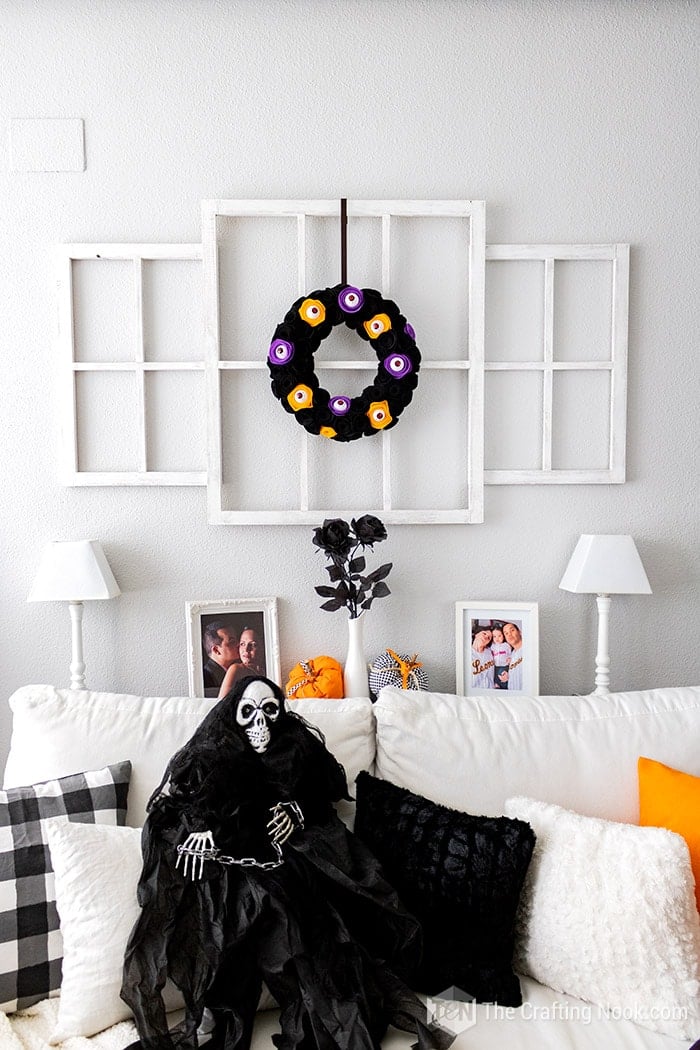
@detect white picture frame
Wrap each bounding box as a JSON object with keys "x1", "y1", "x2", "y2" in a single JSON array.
[
  {"x1": 186, "y1": 598, "x2": 281, "y2": 698},
  {"x1": 455, "y1": 600, "x2": 539, "y2": 697}
]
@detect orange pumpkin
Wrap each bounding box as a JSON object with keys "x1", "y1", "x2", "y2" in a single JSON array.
[{"x1": 285, "y1": 656, "x2": 344, "y2": 700}]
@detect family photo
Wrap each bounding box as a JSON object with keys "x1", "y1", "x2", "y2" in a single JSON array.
[
  {"x1": 456, "y1": 602, "x2": 539, "y2": 696},
  {"x1": 470, "y1": 619, "x2": 524, "y2": 691}
]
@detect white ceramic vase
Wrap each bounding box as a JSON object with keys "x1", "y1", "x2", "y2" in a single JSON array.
[{"x1": 344, "y1": 614, "x2": 369, "y2": 698}]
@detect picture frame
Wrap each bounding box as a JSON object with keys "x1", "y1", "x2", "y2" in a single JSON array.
[
  {"x1": 186, "y1": 598, "x2": 281, "y2": 699},
  {"x1": 455, "y1": 601, "x2": 539, "y2": 697}
]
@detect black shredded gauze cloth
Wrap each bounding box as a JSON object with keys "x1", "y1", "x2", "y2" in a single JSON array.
[
  {"x1": 354, "y1": 771, "x2": 536, "y2": 1007},
  {"x1": 120, "y1": 676, "x2": 454, "y2": 1050}
]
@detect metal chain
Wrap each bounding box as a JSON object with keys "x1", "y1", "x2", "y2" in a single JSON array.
[{"x1": 176, "y1": 839, "x2": 284, "y2": 870}]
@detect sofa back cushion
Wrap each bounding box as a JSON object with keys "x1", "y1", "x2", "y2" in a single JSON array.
[
  {"x1": 374, "y1": 686, "x2": 700, "y2": 821},
  {"x1": 4, "y1": 686, "x2": 375, "y2": 827}
]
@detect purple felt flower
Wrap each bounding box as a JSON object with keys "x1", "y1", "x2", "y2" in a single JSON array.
[
  {"x1": 268, "y1": 339, "x2": 295, "y2": 365},
  {"x1": 383, "y1": 353, "x2": 412, "y2": 379},
  {"x1": 329, "y1": 395, "x2": 352, "y2": 416},
  {"x1": 338, "y1": 286, "x2": 364, "y2": 313},
  {"x1": 404, "y1": 322, "x2": 416, "y2": 340}
]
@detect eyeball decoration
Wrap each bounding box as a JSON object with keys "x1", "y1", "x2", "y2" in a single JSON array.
[{"x1": 267, "y1": 284, "x2": 420, "y2": 441}]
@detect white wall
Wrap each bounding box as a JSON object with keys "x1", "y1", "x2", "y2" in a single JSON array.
[{"x1": 1, "y1": 0, "x2": 698, "y2": 763}]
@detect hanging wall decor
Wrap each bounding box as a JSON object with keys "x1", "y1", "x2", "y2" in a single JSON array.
[
  {"x1": 267, "y1": 200, "x2": 420, "y2": 442},
  {"x1": 201, "y1": 198, "x2": 485, "y2": 525},
  {"x1": 268, "y1": 282, "x2": 421, "y2": 441}
]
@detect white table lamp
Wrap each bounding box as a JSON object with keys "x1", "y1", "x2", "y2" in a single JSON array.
[
  {"x1": 28, "y1": 540, "x2": 121, "y2": 690},
  {"x1": 559, "y1": 534, "x2": 651, "y2": 695}
]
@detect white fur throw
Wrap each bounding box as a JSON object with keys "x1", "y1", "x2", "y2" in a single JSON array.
[{"x1": 504, "y1": 797, "x2": 700, "y2": 1041}]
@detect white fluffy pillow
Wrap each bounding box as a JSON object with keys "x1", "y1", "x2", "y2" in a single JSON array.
[
  {"x1": 504, "y1": 796, "x2": 700, "y2": 1041},
  {"x1": 46, "y1": 821, "x2": 182, "y2": 1041}
]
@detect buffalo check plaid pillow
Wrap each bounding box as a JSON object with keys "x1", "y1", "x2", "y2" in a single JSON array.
[{"x1": 0, "y1": 761, "x2": 131, "y2": 1013}]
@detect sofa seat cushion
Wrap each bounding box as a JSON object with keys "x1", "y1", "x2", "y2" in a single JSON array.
[
  {"x1": 354, "y1": 772, "x2": 535, "y2": 1006},
  {"x1": 373, "y1": 686, "x2": 700, "y2": 822},
  {"x1": 1, "y1": 977, "x2": 692, "y2": 1050},
  {"x1": 4, "y1": 687, "x2": 375, "y2": 828}
]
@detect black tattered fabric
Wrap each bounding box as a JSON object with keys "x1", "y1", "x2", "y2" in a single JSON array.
[{"x1": 120, "y1": 676, "x2": 454, "y2": 1050}]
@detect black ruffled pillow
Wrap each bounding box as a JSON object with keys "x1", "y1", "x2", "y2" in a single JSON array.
[{"x1": 354, "y1": 771, "x2": 535, "y2": 1006}]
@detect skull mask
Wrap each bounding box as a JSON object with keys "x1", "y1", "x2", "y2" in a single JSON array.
[{"x1": 235, "y1": 679, "x2": 281, "y2": 754}]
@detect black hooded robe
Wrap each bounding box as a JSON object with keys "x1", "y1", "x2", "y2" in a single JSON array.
[{"x1": 121, "y1": 679, "x2": 453, "y2": 1050}]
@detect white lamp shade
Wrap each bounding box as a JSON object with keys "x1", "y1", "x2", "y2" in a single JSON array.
[
  {"x1": 28, "y1": 540, "x2": 121, "y2": 602},
  {"x1": 559, "y1": 534, "x2": 651, "y2": 595}
]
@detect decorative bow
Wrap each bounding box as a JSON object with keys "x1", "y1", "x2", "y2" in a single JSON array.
[
  {"x1": 386, "y1": 649, "x2": 423, "y2": 690},
  {"x1": 286, "y1": 661, "x2": 318, "y2": 697}
]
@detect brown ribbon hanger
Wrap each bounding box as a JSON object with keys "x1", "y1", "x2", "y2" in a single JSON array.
[{"x1": 340, "y1": 198, "x2": 347, "y2": 286}]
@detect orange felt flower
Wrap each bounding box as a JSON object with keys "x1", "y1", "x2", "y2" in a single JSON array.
[
  {"x1": 367, "y1": 401, "x2": 392, "y2": 429},
  {"x1": 363, "y1": 313, "x2": 391, "y2": 339},
  {"x1": 299, "y1": 299, "x2": 326, "y2": 326},
  {"x1": 320, "y1": 426, "x2": 337, "y2": 439},
  {"x1": 287, "y1": 384, "x2": 314, "y2": 411}
]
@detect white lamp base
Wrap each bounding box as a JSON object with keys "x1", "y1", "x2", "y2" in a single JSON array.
[
  {"x1": 68, "y1": 600, "x2": 86, "y2": 690},
  {"x1": 593, "y1": 593, "x2": 611, "y2": 695}
]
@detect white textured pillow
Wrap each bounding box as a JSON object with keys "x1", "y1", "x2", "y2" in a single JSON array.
[
  {"x1": 504, "y1": 796, "x2": 700, "y2": 1041},
  {"x1": 46, "y1": 821, "x2": 182, "y2": 1041}
]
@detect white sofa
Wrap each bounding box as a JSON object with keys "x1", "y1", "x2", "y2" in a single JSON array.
[{"x1": 3, "y1": 683, "x2": 700, "y2": 1050}]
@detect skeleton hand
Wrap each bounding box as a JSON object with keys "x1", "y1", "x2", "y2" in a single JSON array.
[
  {"x1": 175, "y1": 830, "x2": 216, "y2": 881},
  {"x1": 267, "y1": 801, "x2": 304, "y2": 846}
]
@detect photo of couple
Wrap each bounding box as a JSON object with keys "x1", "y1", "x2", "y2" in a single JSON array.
[
  {"x1": 200, "y1": 614, "x2": 267, "y2": 698},
  {"x1": 471, "y1": 618, "x2": 524, "y2": 691}
]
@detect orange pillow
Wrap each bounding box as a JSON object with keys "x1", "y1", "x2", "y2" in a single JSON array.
[{"x1": 638, "y1": 756, "x2": 700, "y2": 912}]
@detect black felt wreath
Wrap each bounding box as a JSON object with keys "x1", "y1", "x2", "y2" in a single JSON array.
[{"x1": 267, "y1": 284, "x2": 420, "y2": 442}]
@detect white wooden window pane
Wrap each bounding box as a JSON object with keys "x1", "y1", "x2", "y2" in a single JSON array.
[
  {"x1": 484, "y1": 245, "x2": 627, "y2": 485},
  {"x1": 484, "y1": 371, "x2": 543, "y2": 471},
  {"x1": 553, "y1": 260, "x2": 613, "y2": 362},
  {"x1": 308, "y1": 370, "x2": 384, "y2": 510},
  {"x1": 302, "y1": 216, "x2": 384, "y2": 291},
  {"x1": 485, "y1": 260, "x2": 544, "y2": 362},
  {"x1": 145, "y1": 371, "x2": 206, "y2": 472},
  {"x1": 76, "y1": 371, "x2": 139, "y2": 471},
  {"x1": 303, "y1": 216, "x2": 338, "y2": 289},
  {"x1": 73, "y1": 260, "x2": 134, "y2": 363},
  {"x1": 217, "y1": 216, "x2": 298, "y2": 362},
  {"x1": 347, "y1": 218, "x2": 383, "y2": 290},
  {"x1": 552, "y1": 370, "x2": 611, "y2": 470},
  {"x1": 204, "y1": 200, "x2": 485, "y2": 524},
  {"x1": 390, "y1": 218, "x2": 471, "y2": 362},
  {"x1": 390, "y1": 370, "x2": 469, "y2": 511},
  {"x1": 219, "y1": 370, "x2": 299, "y2": 512},
  {"x1": 142, "y1": 260, "x2": 203, "y2": 362},
  {"x1": 313, "y1": 324, "x2": 365, "y2": 364}
]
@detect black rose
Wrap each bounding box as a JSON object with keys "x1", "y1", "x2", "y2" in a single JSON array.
[
  {"x1": 351, "y1": 515, "x2": 387, "y2": 547},
  {"x1": 312, "y1": 518, "x2": 353, "y2": 558}
]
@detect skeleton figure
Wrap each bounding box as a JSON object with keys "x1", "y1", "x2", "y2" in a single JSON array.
[
  {"x1": 121, "y1": 675, "x2": 454, "y2": 1050},
  {"x1": 176, "y1": 681, "x2": 296, "y2": 882},
  {"x1": 236, "y1": 679, "x2": 280, "y2": 752}
]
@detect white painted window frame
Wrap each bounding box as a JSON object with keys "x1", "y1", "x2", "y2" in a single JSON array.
[
  {"x1": 202, "y1": 199, "x2": 486, "y2": 525},
  {"x1": 56, "y1": 243, "x2": 205, "y2": 486},
  {"x1": 484, "y1": 243, "x2": 629, "y2": 484}
]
